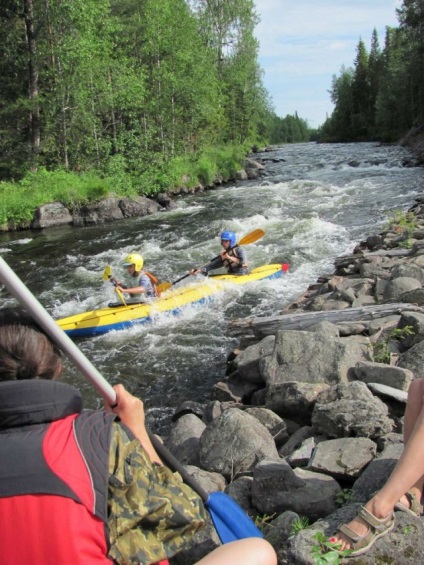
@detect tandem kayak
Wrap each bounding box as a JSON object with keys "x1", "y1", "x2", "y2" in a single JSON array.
[{"x1": 56, "y1": 263, "x2": 290, "y2": 337}]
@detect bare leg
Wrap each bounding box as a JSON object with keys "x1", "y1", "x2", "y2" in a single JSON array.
[
  {"x1": 332, "y1": 378, "x2": 424, "y2": 551},
  {"x1": 398, "y1": 378, "x2": 424, "y2": 508},
  {"x1": 195, "y1": 538, "x2": 277, "y2": 565}
]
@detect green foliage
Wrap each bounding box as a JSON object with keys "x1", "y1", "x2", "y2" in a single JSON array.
[
  {"x1": 373, "y1": 325, "x2": 415, "y2": 364},
  {"x1": 253, "y1": 513, "x2": 276, "y2": 531},
  {"x1": 0, "y1": 168, "x2": 113, "y2": 225},
  {"x1": 311, "y1": 532, "x2": 353, "y2": 565},
  {"x1": 269, "y1": 112, "x2": 312, "y2": 143},
  {"x1": 386, "y1": 209, "x2": 417, "y2": 235},
  {"x1": 0, "y1": 0, "x2": 311, "y2": 195},
  {"x1": 320, "y1": 1, "x2": 424, "y2": 142},
  {"x1": 336, "y1": 489, "x2": 353, "y2": 507},
  {"x1": 291, "y1": 516, "x2": 310, "y2": 534}
]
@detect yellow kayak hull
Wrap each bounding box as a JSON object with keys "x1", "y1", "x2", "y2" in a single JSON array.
[{"x1": 57, "y1": 263, "x2": 289, "y2": 337}]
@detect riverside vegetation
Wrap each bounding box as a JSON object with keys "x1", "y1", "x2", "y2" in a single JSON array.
[{"x1": 1, "y1": 1, "x2": 424, "y2": 230}]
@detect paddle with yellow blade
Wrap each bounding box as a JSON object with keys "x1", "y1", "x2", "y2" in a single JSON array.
[
  {"x1": 0, "y1": 255, "x2": 264, "y2": 545},
  {"x1": 157, "y1": 228, "x2": 265, "y2": 293},
  {"x1": 103, "y1": 265, "x2": 127, "y2": 306}
]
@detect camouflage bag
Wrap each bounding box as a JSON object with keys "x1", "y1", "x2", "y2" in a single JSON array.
[{"x1": 107, "y1": 424, "x2": 207, "y2": 565}]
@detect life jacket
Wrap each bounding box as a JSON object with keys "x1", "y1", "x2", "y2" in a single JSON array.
[
  {"x1": 0, "y1": 380, "x2": 170, "y2": 565},
  {"x1": 222, "y1": 246, "x2": 249, "y2": 275},
  {"x1": 145, "y1": 270, "x2": 161, "y2": 297},
  {"x1": 0, "y1": 380, "x2": 115, "y2": 565}
]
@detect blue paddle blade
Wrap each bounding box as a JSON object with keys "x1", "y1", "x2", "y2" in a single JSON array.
[{"x1": 205, "y1": 491, "x2": 263, "y2": 544}]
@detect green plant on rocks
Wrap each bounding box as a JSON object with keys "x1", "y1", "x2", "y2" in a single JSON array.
[
  {"x1": 290, "y1": 515, "x2": 310, "y2": 535},
  {"x1": 373, "y1": 325, "x2": 415, "y2": 364},
  {"x1": 311, "y1": 532, "x2": 353, "y2": 564},
  {"x1": 253, "y1": 512, "x2": 276, "y2": 531},
  {"x1": 386, "y1": 209, "x2": 417, "y2": 236},
  {"x1": 336, "y1": 488, "x2": 353, "y2": 507}
]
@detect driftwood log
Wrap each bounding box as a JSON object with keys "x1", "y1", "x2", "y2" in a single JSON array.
[{"x1": 228, "y1": 303, "x2": 424, "y2": 339}]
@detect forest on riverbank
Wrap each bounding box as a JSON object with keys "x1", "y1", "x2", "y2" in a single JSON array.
[
  {"x1": 320, "y1": 1, "x2": 424, "y2": 144},
  {"x1": 0, "y1": 0, "x2": 312, "y2": 226}
]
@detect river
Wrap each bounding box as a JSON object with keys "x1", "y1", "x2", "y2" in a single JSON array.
[{"x1": 0, "y1": 142, "x2": 423, "y2": 410}]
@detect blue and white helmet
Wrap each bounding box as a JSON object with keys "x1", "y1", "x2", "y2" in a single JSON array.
[{"x1": 220, "y1": 230, "x2": 236, "y2": 247}]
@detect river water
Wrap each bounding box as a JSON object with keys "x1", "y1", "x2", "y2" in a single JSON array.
[{"x1": 1, "y1": 142, "x2": 423, "y2": 409}]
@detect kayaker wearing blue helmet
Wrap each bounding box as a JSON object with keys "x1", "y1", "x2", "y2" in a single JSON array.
[{"x1": 190, "y1": 230, "x2": 249, "y2": 276}]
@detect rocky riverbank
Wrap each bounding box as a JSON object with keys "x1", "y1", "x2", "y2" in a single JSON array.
[
  {"x1": 0, "y1": 158, "x2": 266, "y2": 232},
  {"x1": 155, "y1": 196, "x2": 424, "y2": 565}
]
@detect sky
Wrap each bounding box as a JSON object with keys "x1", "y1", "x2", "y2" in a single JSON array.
[{"x1": 254, "y1": 0, "x2": 402, "y2": 128}]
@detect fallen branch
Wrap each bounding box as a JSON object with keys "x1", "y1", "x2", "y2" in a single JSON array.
[{"x1": 228, "y1": 303, "x2": 424, "y2": 339}]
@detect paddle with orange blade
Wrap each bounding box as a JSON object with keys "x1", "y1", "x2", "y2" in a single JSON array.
[{"x1": 157, "y1": 228, "x2": 265, "y2": 293}]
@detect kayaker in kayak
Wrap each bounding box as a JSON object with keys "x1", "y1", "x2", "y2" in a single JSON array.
[
  {"x1": 112, "y1": 252, "x2": 159, "y2": 298},
  {"x1": 190, "y1": 230, "x2": 249, "y2": 276},
  {"x1": 0, "y1": 307, "x2": 277, "y2": 565}
]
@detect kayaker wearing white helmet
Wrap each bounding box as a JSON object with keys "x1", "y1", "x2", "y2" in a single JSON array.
[
  {"x1": 114, "y1": 253, "x2": 158, "y2": 298},
  {"x1": 191, "y1": 230, "x2": 249, "y2": 276}
]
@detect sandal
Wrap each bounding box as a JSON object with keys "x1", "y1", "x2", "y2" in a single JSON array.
[
  {"x1": 394, "y1": 490, "x2": 423, "y2": 517},
  {"x1": 335, "y1": 506, "x2": 395, "y2": 557}
]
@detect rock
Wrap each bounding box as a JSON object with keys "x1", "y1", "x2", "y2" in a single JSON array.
[
  {"x1": 251, "y1": 459, "x2": 341, "y2": 521},
  {"x1": 265, "y1": 381, "x2": 329, "y2": 425},
  {"x1": 164, "y1": 413, "x2": 206, "y2": 466},
  {"x1": 308, "y1": 437, "x2": 377, "y2": 480},
  {"x1": 260, "y1": 330, "x2": 372, "y2": 386},
  {"x1": 232, "y1": 335, "x2": 275, "y2": 384},
  {"x1": 366, "y1": 382, "x2": 408, "y2": 404},
  {"x1": 311, "y1": 381, "x2": 394, "y2": 439},
  {"x1": 244, "y1": 406, "x2": 288, "y2": 447},
  {"x1": 119, "y1": 196, "x2": 160, "y2": 217},
  {"x1": 199, "y1": 408, "x2": 279, "y2": 478},
  {"x1": 383, "y1": 276, "x2": 421, "y2": 301},
  {"x1": 354, "y1": 361, "x2": 413, "y2": 391},
  {"x1": 31, "y1": 202, "x2": 73, "y2": 229}
]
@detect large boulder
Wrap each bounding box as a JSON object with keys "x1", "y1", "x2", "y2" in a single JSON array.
[
  {"x1": 198, "y1": 408, "x2": 279, "y2": 478},
  {"x1": 311, "y1": 381, "x2": 394, "y2": 439},
  {"x1": 31, "y1": 202, "x2": 73, "y2": 229},
  {"x1": 260, "y1": 330, "x2": 372, "y2": 386}
]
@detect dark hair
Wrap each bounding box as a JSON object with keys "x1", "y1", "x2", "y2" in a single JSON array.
[{"x1": 0, "y1": 307, "x2": 62, "y2": 381}]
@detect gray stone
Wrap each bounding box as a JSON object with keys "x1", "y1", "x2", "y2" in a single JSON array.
[
  {"x1": 354, "y1": 361, "x2": 413, "y2": 391},
  {"x1": 199, "y1": 408, "x2": 279, "y2": 478},
  {"x1": 312, "y1": 381, "x2": 394, "y2": 439},
  {"x1": 308, "y1": 437, "x2": 377, "y2": 480},
  {"x1": 260, "y1": 330, "x2": 372, "y2": 386},
  {"x1": 252, "y1": 459, "x2": 341, "y2": 521},
  {"x1": 31, "y1": 202, "x2": 73, "y2": 229}
]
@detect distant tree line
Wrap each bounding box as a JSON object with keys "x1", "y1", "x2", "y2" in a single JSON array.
[
  {"x1": 269, "y1": 112, "x2": 310, "y2": 144},
  {"x1": 321, "y1": 0, "x2": 424, "y2": 142}
]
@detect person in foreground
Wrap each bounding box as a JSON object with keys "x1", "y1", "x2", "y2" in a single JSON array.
[
  {"x1": 190, "y1": 230, "x2": 249, "y2": 276},
  {"x1": 0, "y1": 307, "x2": 277, "y2": 565},
  {"x1": 112, "y1": 253, "x2": 159, "y2": 298},
  {"x1": 330, "y1": 377, "x2": 424, "y2": 557}
]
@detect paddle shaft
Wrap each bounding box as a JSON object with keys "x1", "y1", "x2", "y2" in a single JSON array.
[
  {"x1": 0, "y1": 255, "x2": 209, "y2": 499},
  {"x1": 166, "y1": 243, "x2": 242, "y2": 288}
]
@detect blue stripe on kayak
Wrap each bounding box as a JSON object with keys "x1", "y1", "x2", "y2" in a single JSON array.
[
  {"x1": 64, "y1": 297, "x2": 209, "y2": 337},
  {"x1": 64, "y1": 268, "x2": 284, "y2": 338}
]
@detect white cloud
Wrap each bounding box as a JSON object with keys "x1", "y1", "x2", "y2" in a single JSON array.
[{"x1": 254, "y1": 0, "x2": 402, "y2": 127}]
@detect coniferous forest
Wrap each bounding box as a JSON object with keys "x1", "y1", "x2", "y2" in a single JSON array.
[
  {"x1": 320, "y1": 1, "x2": 424, "y2": 143},
  {"x1": 0, "y1": 0, "x2": 423, "y2": 226}
]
